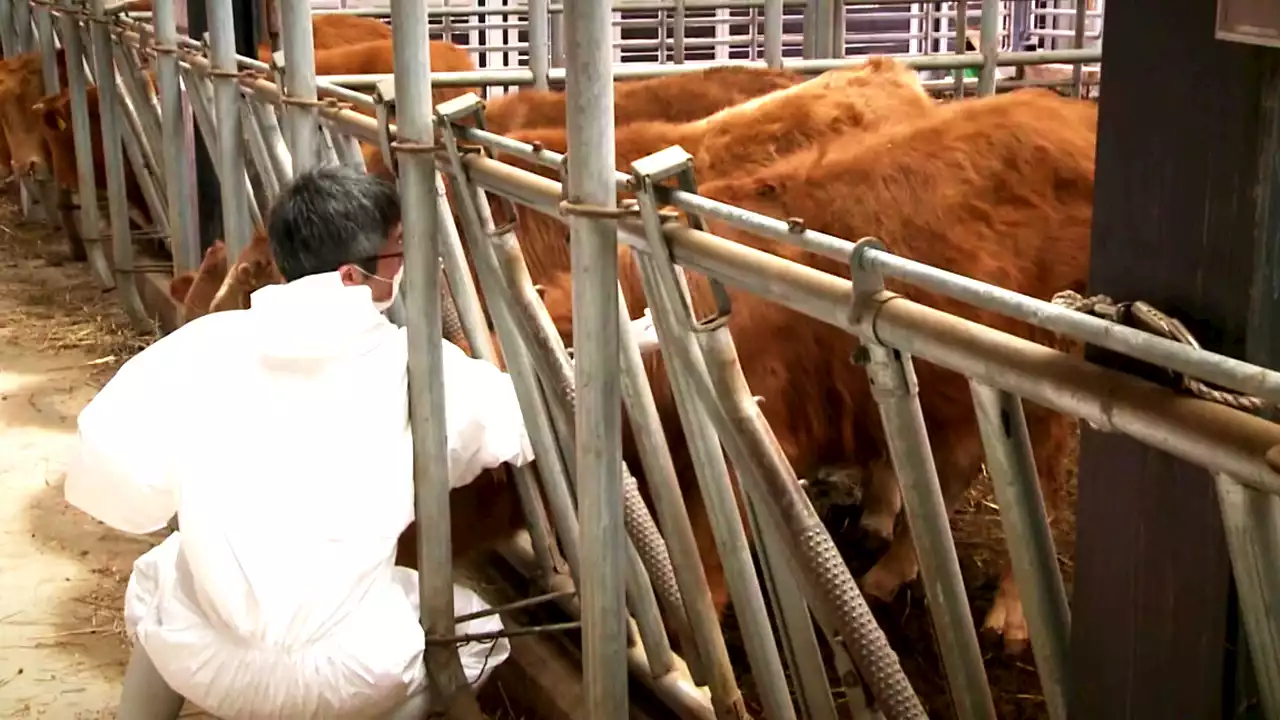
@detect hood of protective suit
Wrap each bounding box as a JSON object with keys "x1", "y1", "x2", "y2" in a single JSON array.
[{"x1": 246, "y1": 271, "x2": 392, "y2": 370}]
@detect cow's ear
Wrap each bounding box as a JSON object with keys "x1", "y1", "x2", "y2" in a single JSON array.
[{"x1": 169, "y1": 273, "x2": 195, "y2": 303}]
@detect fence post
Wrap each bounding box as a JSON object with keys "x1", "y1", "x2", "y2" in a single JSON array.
[
  {"x1": 278, "y1": 0, "x2": 317, "y2": 173},
  {"x1": 386, "y1": 1, "x2": 484, "y2": 717},
  {"x1": 89, "y1": 0, "x2": 149, "y2": 328},
  {"x1": 560, "y1": 2, "x2": 628, "y2": 716},
  {"x1": 206, "y1": 0, "x2": 253, "y2": 258}
]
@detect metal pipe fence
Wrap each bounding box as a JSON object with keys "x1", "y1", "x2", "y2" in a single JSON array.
[{"x1": 20, "y1": 2, "x2": 1280, "y2": 720}]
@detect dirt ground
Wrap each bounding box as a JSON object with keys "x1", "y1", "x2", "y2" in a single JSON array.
[{"x1": 0, "y1": 196, "x2": 203, "y2": 718}]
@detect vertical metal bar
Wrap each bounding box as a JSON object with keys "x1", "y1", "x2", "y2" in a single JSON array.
[
  {"x1": 388, "y1": 1, "x2": 483, "y2": 717},
  {"x1": 0, "y1": 0, "x2": 15, "y2": 56},
  {"x1": 34, "y1": 3, "x2": 57, "y2": 91},
  {"x1": 563, "y1": 1, "x2": 627, "y2": 714},
  {"x1": 90, "y1": 0, "x2": 149, "y2": 328},
  {"x1": 317, "y1": 123, "x2": 339, "y2": 165},
  {"x1": 763, "y1": 0, "x2": 782, "y2": 68},
  {"x1": 60, "y1": 11, "x2": 113, "y2": 288},
  {"x1": 1214, "y1": 473, "x2": 1280, "y2": 719},
  {"x1": 278, "y1": 0, "x2": 317, "y2": 174},
  {"x1": 745, "y1": 493, "x2": 840, "y2": 720},
  {"x1": 1071, "y1": 0, "x2": 1086, "y2": 97},
  {"x1": 673, "y1": 0, "x2": 686, "y2": 63},
  {"x1": 831, "y1": 0, "x2": 845, "y2": 58},
  {"x1": 115, "y1": 77, "x2": 170, "y2": 240},
  {"x1": 114, "y1": 43, "x2": 164, "y2": 183},
  {"x1": 13, "y1": 0, "x2": 30, "y2": 52},
  {"x1": 969, "y1": 383, "x2": 1069, "y2": 720},
  {"x1": 549, "y1": 7, "x2": 564, "y2": 68},
  {"x1": 528, "y1": 0, "x2": 549, "y2": 90},
  {"x1": 862, "y1": 344, "x2": 994, "y2": 720},
  {"x1": 977, "y1": 0, "x2": 998, "y2": 96},
  {"x1": 207, "y1": 0, "x2": 252, "y2": 259},
  {"x1": 953, "y1": 0, "x2": 967, "y2": 98}
]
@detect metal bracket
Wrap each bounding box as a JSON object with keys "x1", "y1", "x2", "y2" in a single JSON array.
[
  {"x1": 848, "y1": 237, "x2": 916, "y2": 399},
  {"x1": 269, "y1": 48, "x2": 286, "y2": 74},
  {"x1": 630, "y1": 145, "x2": 731, "y2": 330},
  {"x1": 373, "y1": 76, "x2": 397, "y2": 178},
  {"x1": 435, "y1": 92, "x2": 522, "y2": 233}
]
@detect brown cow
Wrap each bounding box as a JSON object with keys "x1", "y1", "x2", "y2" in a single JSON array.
[
  {"x1": 34, "y1": 84, "x2": 154, "y2": 229},
  {"x1": 497, "y1": 57, "x2": 936, "y2": 287},
  {"x1": 312, "y1": 39, "x2": 479, "y2": 109},
  {"x1": 168, "y1": 230, "x2": 282, "y2": 322},
  {"x1": 255, "y1": 14, "x2": 392, "y2": 64},
  {"x1": 483, "y1": 65, "x2": 805, "y2": 135},
  {"x1": 537, "y1": 88, "x2": 1098, "y2": 651},
  {"x1": 168, "y1": 240, "x2": 229, "y2": 324},
  {"x1": 0, "y1": 48, "x2": 67, "y2": 179}
]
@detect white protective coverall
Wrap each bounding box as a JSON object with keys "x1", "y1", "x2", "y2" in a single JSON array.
[{"x1": 64, "y1": 271, "x2": 535, "y2": 719}]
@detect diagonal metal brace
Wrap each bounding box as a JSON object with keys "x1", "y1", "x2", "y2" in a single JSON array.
[{"x1": 630, "y1": 145, "x2": 732, "y2": 331}]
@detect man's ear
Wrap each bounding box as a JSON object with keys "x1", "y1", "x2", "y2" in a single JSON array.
[{"x1": 337, "y1": 263, "x2": 363, "y2": 287}]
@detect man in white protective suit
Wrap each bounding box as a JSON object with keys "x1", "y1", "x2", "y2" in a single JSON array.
[{"x1": 63, "y1": 166, "x2": 536, "y2": 720}]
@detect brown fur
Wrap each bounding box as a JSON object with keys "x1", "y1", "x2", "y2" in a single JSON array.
[
  {"x1": 311, "y1": 39, "x2": 478, "y2": 110},
  {"x1": 484, "y1": 65, "x2": 805, "y2": 135},
  {"x1": 34, "y1": 84, "x2": 152, "y2": 225},
  {"x1": 170, "y1": 240, "x2": 228, "y2": 324},
  {"x1": 498, "y1": 57, "x2": 936, "y2": 289},
  {"x1": 0, "y1": 49, "x2": 67, "y2": 178},
  {"x1": 254, "y1": 14, "x2": 393, "y2": 64},
  {"x1": 537, "y1": 88, "x2": 1098, "y2": 623}
]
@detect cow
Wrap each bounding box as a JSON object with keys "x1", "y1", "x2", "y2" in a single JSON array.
[
  {"x1": 33, "y1": 84, "x2": 154, "y2": 231},
  {"x1": 0, "y1": 48, "x2": 68, "y2": 180},
  {"x1": 535, "y1": 87, "x2": 1099, "y2": 652},
  {"x1": 482, "y1": 65, "x2": 805, "y2": 135},
  {"x1": 168, "y1": 240, "x2": 229, "y2": 324},
  {"x1": 495, "y1": 57, "x2": 937, "y2": 288},
  {"x1": 255, "y1": 14, "x2": 392, "y2": 64},
  {"x1": 312, "y1": 38, "x2": 479, "y2": 110},
  {"x1": 168, "y1": 230, "x2": 282, "y2": 323}
]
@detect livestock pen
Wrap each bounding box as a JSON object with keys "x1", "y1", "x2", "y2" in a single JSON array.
[{"x1": 3, "y1": 0, "x2": 1280, "y2": 718}]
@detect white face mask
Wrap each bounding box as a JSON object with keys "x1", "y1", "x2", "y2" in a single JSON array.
[{"x1": 367, "y1": 265, "x2": 404, "y2": 313}]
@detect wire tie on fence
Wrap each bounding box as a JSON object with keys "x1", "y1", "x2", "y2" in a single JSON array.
[
  {"x1": 424, "y1": 621, "x2": 581, "y2": 646},
  {"x1": 559, "y1": 199, "x2": 640, "y2": 219},
  {"x1": 1051, "y1": 289, "x2": 1269, "y2": 412},
  {"x1": 452, "y1": 589, "x2": 577, "y2": 624},
  {"x1": 389, "y1": 139, "x2": 437, "y2": 155}
]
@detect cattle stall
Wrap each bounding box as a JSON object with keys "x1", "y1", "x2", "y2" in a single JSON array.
[{"x1": 6, "y1": 0, "x2": 1280, "y2": 719}]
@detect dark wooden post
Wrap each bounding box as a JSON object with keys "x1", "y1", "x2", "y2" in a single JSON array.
[{"x1": 1069, "y1": 0, "x2": 1280, "y2": 718}]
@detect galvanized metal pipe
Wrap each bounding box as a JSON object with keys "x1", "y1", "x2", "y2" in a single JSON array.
[
  {"x1": 58, "y1": 12, "x2": 113, "y2": 288},
  {"x1": 329, "y1": 126, "x2": 366, "y2": 172},
  {"x1": 114, "y1": 42, "x2": 163, "y2": 182},
  {"x1": 427, "y1": 168, "x2": 562, "y2": 585},
  {"x1": 0, "y1": 0, "x2": 15, "y2": 56},
  {"x1": 1071, "y1": 0, "x2": 1087, "y2": 97},
  {"x1": 206, "y1": 0, "x2": 252, "y2": 259},
  {"x1": 12, "y1": 0, "x2": 29, "y2": 52},
  {"x1": 241, "y1": 101, "x2": 280, "y2": 209},
  {"x1": 952, "y1": 0, "x2": 967, "y2": 98},
  {"x1": 562, "y1": 2, "x2": 628, "y2": 714},
  {"x1": 977, "y1": 0, "x2": 999, "y2": 96},
  {"x1": 278, "y1": 0, "x2": 319, "y2": 173},
  {"x1": 673, "y1": 0, "x2": 686, "y2": 63},
  {"x1": 528, "y1": 0, "x2": 550, "y2": 89},
  {"x1": 1213, "y1": 473, "x2": 1280, "y2": 720},
  {"x1": 89, "y1": 0, "x2": 148, "y2": 329},
  {"x1": 969, "y1": 383, "x2": 1070, "y2": 720},
  {"x1": 763, "y1": 0, "x2": 782, "y2": 68},
  {"x1": 387, "y1": 0, "x2": 484, "y2": 715}
]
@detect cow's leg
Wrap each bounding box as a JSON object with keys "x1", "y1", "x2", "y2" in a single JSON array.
[
  {"x1": 858, "y1": 458, "x2": 901, "y2": 548},
  {"x1": 57, "y1": 188, "x2": 87, "y2": 262},
  {"x1": 982, "y1": 567, "x2": 1028, "y2": 653},
  {"x1": 860, "y1": 432, "x2": 982, "y2": 603},
  {"x1": 979, "y1": 408, "x2": 1075, "y2": 654},
  {"x1": 859, "y1": 517, "x2": 918, "y2": 602}
]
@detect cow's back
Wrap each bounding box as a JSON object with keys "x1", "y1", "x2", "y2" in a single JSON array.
[{"x1": 485, "y1": 65, "x2": 804, "y2": 135}]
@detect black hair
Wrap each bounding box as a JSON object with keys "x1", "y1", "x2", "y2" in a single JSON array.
[{"x1": 266, "y1": 164, "x2": 401, "y2": 282}]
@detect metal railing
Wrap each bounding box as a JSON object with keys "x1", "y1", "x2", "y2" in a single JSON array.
[{"x1": 14, "y1": 3, "x2": 1280, "y2": 720}]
